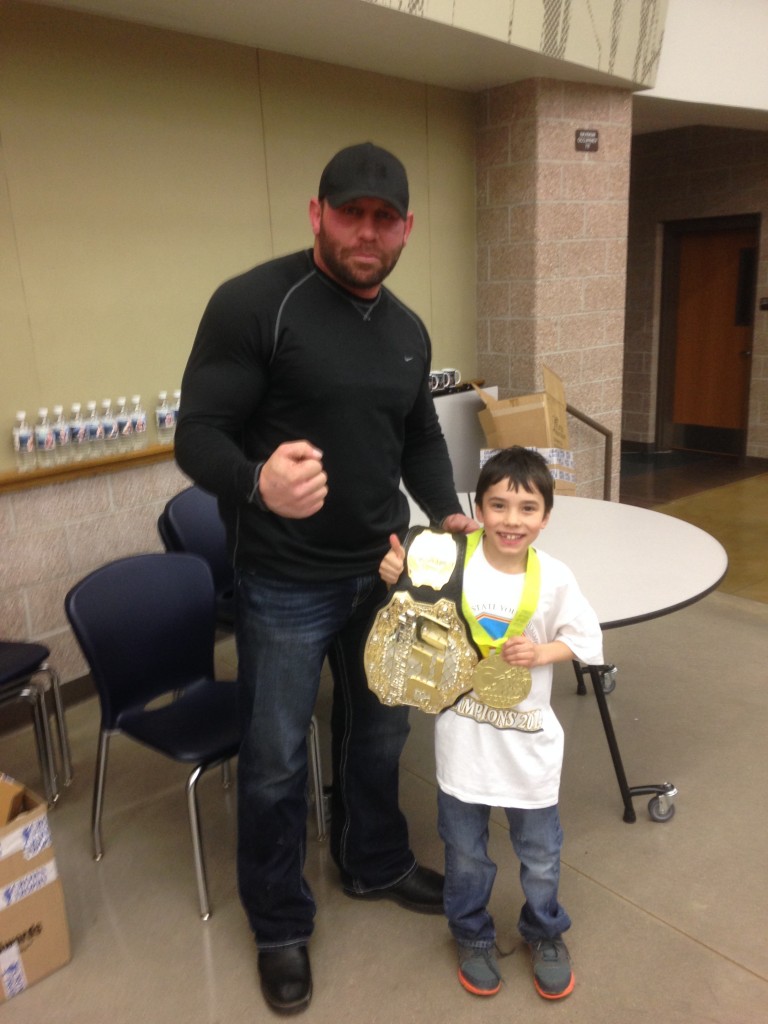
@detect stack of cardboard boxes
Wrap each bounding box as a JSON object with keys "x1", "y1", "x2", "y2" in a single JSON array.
[
  {"x1": 473, "y1": 366, "x2": 576, "y2": 495},
  {"x1": 0, "y1": 775, "x2": 70, "y2": 1003}
]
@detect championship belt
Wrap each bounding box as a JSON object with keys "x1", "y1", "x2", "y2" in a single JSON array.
[{"x1": 364, "y1": 527, "x2": 480, "y2": 714}]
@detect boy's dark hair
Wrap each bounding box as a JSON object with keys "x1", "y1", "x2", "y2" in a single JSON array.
[{"x1": 475, "y1": 447, "x2": 554, "y2": 513}]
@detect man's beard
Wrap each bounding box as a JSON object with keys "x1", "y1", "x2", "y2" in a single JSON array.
[{"x1": 316, "y1": 222, "x2": 404, "y2": 292}]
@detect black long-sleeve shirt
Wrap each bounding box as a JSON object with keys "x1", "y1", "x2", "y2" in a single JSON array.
[{"x1": 175, "y1": 249, "x2": 461, "y2": 582}]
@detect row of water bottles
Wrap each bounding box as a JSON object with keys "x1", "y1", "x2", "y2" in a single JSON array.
[{"x1": 12, "y1": 390, "x2": 180, "y2": 471}]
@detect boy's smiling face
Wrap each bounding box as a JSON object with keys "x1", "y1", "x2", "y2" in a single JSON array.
[{"x1": 475, "y1": 479, "x2": 550, "y2": 573}]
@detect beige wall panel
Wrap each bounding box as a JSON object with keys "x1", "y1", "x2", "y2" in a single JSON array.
[
  {"x1": 257, "y1": 50, "x2": 476, "y2": 376},
  {"x1": 0, "y1": 134, "x2": 38, "y2": 413},
  {"x1": 1, "y1": 5, "x2": 478, "y2": 473},
  {"x1": 258, "y1": 50, "x2": 431, "y2": 315},
  {"x1": 424, "y1": 86, "x2": 477, "y2": 378},
  {"x1": 0, "y1": 4, "x2": 267, "y2": 468}
]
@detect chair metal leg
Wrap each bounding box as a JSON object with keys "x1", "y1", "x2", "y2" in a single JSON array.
[
  {"x1": 22, "y1": 681, "x2": 59, "y2": 804},
  {"x1": 91, "y1": 730, "x2": 111, "y2": 860},
  {"x1": 40, "y1": 664, "x2": 73, "y2": 786},
  {"x1": 186, "y1": 764, "x2": 211, "y2": 920},
  {"x1": 308, "y1": 715, "x2": 326, "y2": 842}
]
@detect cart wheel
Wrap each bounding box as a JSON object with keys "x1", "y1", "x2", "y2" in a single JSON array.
[
  {"x1": 601, "y1": 666, "x2": 617, "y2": 694},
  {"x1": 648, "y1": 795, "x2": 675, "y2": 822}
]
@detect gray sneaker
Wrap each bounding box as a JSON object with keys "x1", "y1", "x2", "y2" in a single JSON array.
[
  {"x1": 457, "y1": 945, "x2": 502, "y2": 996},
  {"x1": 528, "y1": 937, "x2": 574, "y2": 999}
]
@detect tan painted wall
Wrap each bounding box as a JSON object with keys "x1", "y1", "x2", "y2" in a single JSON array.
[{"x1": 0, "y1": 1, "x2": 477, "y2": 473}]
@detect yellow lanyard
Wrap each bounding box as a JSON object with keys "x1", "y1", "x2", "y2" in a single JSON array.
[{"x1": 460, "y1": 530, "x2": 541, "y2": 658}]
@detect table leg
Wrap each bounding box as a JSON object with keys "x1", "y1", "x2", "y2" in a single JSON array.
[
  {"x1": 576, "y1": 663, "x2": 677, "y2": 824},
  {"x1": 585, "y1": 665, "x2": 636, "y2": 822}
]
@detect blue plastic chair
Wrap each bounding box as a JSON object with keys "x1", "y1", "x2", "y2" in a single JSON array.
[
  {"x1": 158, "y1": 486, "x2": 327, "y2": 840},
  {"x1": 65, "y1": 552, "x2": 242, "y2": 919},
  {"x1": 158, "y1": 485, "x2": 235, "y2": 630}
]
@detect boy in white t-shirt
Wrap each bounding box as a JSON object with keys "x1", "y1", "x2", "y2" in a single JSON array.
[{"x1": 379, "y1": 447, "x2": 603, "y2": 1000}]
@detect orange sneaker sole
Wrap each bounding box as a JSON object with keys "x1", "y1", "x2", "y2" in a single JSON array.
[
  {"x1": 458, "y1": 967, "x2": 501, "y2": 997},
  {"x1": 533, "y1": 970, "x2": 575, "y2": 1000}
]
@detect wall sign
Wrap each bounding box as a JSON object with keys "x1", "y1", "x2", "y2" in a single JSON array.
[{"x1": 575, "y1": 129, "x2": 599, "y2": 152}]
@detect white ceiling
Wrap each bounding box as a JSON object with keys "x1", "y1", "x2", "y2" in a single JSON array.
[{"x1": 21, "y1": 0, "x2": 768, "y2": 136}]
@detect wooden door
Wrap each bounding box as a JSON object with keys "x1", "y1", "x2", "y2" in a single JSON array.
[{"x1": 658, "y1": 217, "x2": 757, "y2": 455}]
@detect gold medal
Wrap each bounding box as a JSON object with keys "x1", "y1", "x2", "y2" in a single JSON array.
[{"x1": 471, "y1": 651, "x2": 532, "y2": 709}]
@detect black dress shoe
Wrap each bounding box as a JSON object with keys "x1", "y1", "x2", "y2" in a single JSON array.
[
  {"x1": 344, "y1": 864, "x2": 445, "y2": 914},
  {"x1": 258, "y1": 945, "x2": 312, "y2": 1015}
]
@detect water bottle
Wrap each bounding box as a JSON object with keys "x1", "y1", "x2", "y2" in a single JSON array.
[
  {"x1": 101, "y1": 398, "x2": 119, "y2": 444},
  {"x1": 13, "y1": 411, "x2": 36, "y2": 471},
  {"x1": 85, "y1": 400, "x2": 103, "y2": 453},
  {"x1": 130, "y1": 395, "x2": 147, "y2": 450},
  {"x1": 115, "y1": 396, "x2": 132, "y2": 452},
  {"x1": 34, "y1": 408, "x2": 56, "y2": 467},
  {"x1": 69, "y1": 402, "x2": 87, "y2": 459},
  {"x1": 155, "y1": 391, "x2": 174, "y2": 445},
  {"x1": 52, "y1": 405, "x2": 71, "y2": 463},
  {"x1": 172, "y1": 388, "x2": 181, "y2": 431}
]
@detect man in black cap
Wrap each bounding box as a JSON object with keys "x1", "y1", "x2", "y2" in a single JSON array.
[{"x1": 176, "y1": 142, "x2": 475, "y2": 1014}]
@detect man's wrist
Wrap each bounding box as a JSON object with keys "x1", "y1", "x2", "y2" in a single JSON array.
[{"x1": 249, "y1": 461, "x2": 269, "y2": 511}]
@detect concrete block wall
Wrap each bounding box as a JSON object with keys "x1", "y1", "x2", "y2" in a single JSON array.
[
  {"x1": 476, "y1": 78, "x2": 631, "y2": 499},
  {"x1": 0, "y1": 459, "x2": 190, "y2": 685}
]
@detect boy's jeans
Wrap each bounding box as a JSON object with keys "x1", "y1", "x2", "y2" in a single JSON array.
[{"x1": 438, "y1": 790, "x2": 571, "y2": 948}]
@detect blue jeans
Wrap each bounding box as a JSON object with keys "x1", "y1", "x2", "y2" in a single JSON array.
[
  {"x1": 438, "y1": 790, "x2": 571, "y2": 948},
  {"x1": 235, "y1": 569, "x2": 415, "y2": 949}
]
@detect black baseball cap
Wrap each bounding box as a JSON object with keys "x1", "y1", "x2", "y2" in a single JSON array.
[{"x1": 318, "y1": 142, "x2": 409, "y2": 219}]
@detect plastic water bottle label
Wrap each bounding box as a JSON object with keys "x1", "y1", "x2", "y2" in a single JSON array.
[
  {"x1": 35, "y1": 425, "x2": 55, "y2": 451},
  {"x1": 102, "y1": 417, "x2": 118, "y2": 441},
  {"x1": 54, "y1": 423, "x2": 71, "y2": 447},
  {"x1": 156, "y1": 410, "x2": 175, "y2": 430}
]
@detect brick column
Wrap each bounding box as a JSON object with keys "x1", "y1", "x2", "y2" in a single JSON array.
[{"x1": 476, "y1": 78, "x2": 632, "y2": 499}]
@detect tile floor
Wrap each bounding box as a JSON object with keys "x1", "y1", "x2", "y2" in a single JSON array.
[
  {"x1": 621, "y1": 449, "x2": 768, "y2": 604},
  {"x1": 3, "y1": 455, "x2": 768, "y2": 1022},
  {"x1": 4, "y1": 603, "x2": 768, "y2": 1022},
  {"x1": 619, "y1": 450, "x2": 768, "y2": 510}
]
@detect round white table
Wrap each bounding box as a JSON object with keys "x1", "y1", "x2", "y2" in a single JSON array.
[{"x1": 535, "y1": 495, "x2": 728, "y2": 629}]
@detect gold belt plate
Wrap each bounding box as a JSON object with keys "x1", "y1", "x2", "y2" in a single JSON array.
[{"x1": 365, "y1": 591, "x2": 478, "y2": 714}]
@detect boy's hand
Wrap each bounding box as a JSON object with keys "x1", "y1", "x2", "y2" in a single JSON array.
[
  {"x1": 501, "y1": 636, "x2": 573, "y2": 669},
  {"x1": 379, "y1": 533, "x2": 406, "y2": 585},
  {"x1": 501, "y1": 634, "x2": 539, "y2": 668}
]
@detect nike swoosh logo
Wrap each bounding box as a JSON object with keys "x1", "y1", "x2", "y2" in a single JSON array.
[{"x1": 404, "y1": 355, "x2": 414, "y2": 362}]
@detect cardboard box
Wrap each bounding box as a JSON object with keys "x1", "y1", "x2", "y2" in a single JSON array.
[
  {"x1": 472, "y1": 366, "x2": 570, "y2": 450},
  {"x1": 480, "y1": 447, "x2": 577, "y2": 496},
  {"x1": 0, "y1": 777, "x2": 25, "y2": 827},
  {"x1": 0, "y1": 778, "x2": 70, "y2": 1002}
]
